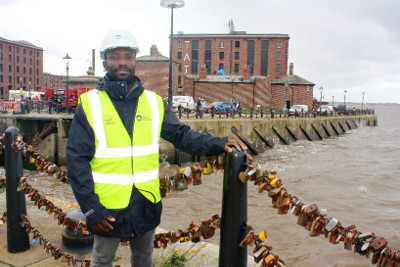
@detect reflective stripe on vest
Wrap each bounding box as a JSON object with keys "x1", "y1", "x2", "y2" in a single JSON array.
[{"x1": 80, "y1": 89, "x2": 164, "y2": 209}]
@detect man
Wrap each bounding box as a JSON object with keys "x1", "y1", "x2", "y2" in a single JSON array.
[{"x1": 66, "y1": 27, "x2": 249, "y2": 267}]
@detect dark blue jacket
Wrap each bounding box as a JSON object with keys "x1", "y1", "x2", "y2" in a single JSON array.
[{"x1": 66, "y1": 75, "x2": 227, "y2": 238}]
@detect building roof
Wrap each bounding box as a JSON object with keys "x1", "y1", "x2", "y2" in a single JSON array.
[
  {"x1": 173, "y1": 33, "x2": 290, "y2": 39},
  {"x1": 0, "y1": 36, "x2": 43, "y2": 50},
  {"x1": 272, "y1": 75, "x2": 315, "y2": 86},
  {"x1": 136, "y1": 55, "x2": 169, "y2": 62}
]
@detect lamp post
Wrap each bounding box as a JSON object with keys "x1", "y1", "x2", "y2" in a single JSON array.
[
  {"x1": 319, "y1": 86, "x2": 323, "y2": 111},
  {"x1": 63, "y1": 53, "x2": 72, "y2": 114},
  {"x1": 284, "y1": 82, "x2": 289, "y2": 109},
  {"x1": 332, "y1": 96, "x2": 334, "y2": 106},
  {"x1": 361, "y1": 91, "x2": 365, "y2": 113},
  {"x1": 161, "y1": 0, "x2": 185, "y2": 108},
  {"x1": 344, "y1": 89, "x2": 348, "y2": 110}
]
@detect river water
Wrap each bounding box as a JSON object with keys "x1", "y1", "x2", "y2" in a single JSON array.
[{"x1": 1, "y1": 105, "x2": 399, "y2": 266}]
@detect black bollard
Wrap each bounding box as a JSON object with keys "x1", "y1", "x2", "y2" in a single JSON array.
[
  {"x1": 178, "y1": 105, "x2": 182, "y2": 119},
  {"x1": 250, "y1": 109, "x2": 253, "y2": 119},
  {"x1": 5, "y1": 126, "x2": 30, "y2": 253},
  {"x1": 219, "y1": 148, "x2": 248, "y2": 267}
]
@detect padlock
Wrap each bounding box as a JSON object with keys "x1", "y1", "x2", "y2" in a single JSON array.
[
  {"x1": 297, "y1": 205, "x2": 309, "y2": 226},
  {"x1": 269, "y1": 177, "x2": 281, "y2": 188},
  {"x1": 238, "y1": 171, "x2": 249, "y2": 183},
  {"x1": 309, "y1": 216, "x2": 321, "y2": 237},
  {"x1": 325, "y1": 218, "x2": 339, "y2": 232},
  {"x1": 239, "y1": 231, "x2": 255, "y2": 247},
  {"x1": 369, "y1": 237, "x2": 387, "y2": 253},
  {"x1": 258, "y1": 230, "x2": 267, "y2": 241},
  {"x1": 344, "y1": 231, "x2": 356, "y2": 250},
  {"x1": 253, "y1": 246, "x2": 267, "y2": 263},
  {"x1": 264, "y1": 253, "x2": 276, "y2": 266}
]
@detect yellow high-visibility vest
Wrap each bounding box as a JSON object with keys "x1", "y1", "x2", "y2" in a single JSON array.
[{"x1": 80, "y1": 89, "x2": 164, "y2": 209}]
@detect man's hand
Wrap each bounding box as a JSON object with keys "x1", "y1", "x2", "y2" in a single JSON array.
[
  {"x1": 224, "y1": 139, "x2": 253, "y2": 163},
  {"x1": 91, "y1": 215, "x2": 115, "y2": 232},
  {"x1": 224, "y1": 139, "x2": 248, "y2": 153}
]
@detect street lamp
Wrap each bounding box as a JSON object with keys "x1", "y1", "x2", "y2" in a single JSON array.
[
  {"x1": 161, "y1": 0, "x2": 184, "y2": 108},
  {"x1": 319, "y1": 86, "x2": 323, "y2": 111},
  {"x1": 332, "y1": 96, "x2": 334, "y2": 106},
  {"x1": 361, "y1": 91, "x2": 365, "y2": 112},
  {"x1": 344, "y1": 89, "x2": 348, "y2": 110},
  {"x1": 284, "y1": 82, "x2": 290, "y2": 109},
  {"x1": 63, "y1": 53, "x2": 72, "y2": 114}
]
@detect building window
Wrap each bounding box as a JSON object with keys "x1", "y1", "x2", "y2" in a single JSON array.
[
  {"x1": 192, "y1": 50, "x2": 198, "y2": 60},
  {"x1": 205, "y1": 62, "x2": 211, "y2": 74},
  {"x1": 276, "y1": 64, "x2": 281, "y2": 74},
  {"x1": 235, "y1": 41, "x2": 240, "y2": 48},
  {"x1": 37, "y1": 78, "x2": 39, "y2": 84},
  {"x1": 16, "y1": 56, "x2": 19, "y2": 63},
  {"x1": 0, "y1": 53, "x2": 2, "y2": 60},
  {"x1": 23, "y1": 57, "x2": 26, "y2": 63},
  {"x1": 8, "y1": 55, "x2": 11, "y2": 61},
  {"x1": 205, "y1": 50, "x2": 211, "y2": 60},
  {"x1": 247, "y1": 40, "x2": 254, "y2": 74},
  {"x1": 277, "y1": 41, "x2": 282, "y2": 48},
  {"x1": 16, "y1": 47, "x2": 19, "y2": 53},
  {"x1": 36, "y1": 68, "x2": 39, "y2": 75},
  {"x1": 178, "y1": 41, "x2": 182, "y2": 48},
  {"x1": 219, "y1": 63, "x2": 224, "y2": 70},
  {"x1": 192, "y1": 40, "x2": 198, "y2": 49},
  {"x1": 0, "y1": 43, "x2": 2, "y2": 49},
  {"x1": 9, "y1": 46, "x2": 11, "y2": 52},
  {"x1": 29, "y1": 68, "x2": 32, "y2": 74},
  {"x1": 219, "y1": 41, "x2": 224, "y2": 48},
  {"x1": 276, "y1": 52, "x2": 281, "y2": 61},
  {"x1": 205, "y1": 40, "x2": 211, "y2": 49},
  {"x1": 0, "y1": 75, "x2": 2, "y2": 83},
  {"x1": 36, "y1": 60, "x2": 39, "y2": 65},
  {"x1": 234, "y1": 64, "x2": 239, "y2": 73},
  {"x1": 261, "y1": 41, "x2": 269, "y2": 75},
  {"x1": 36, "y1": 52, "x2": 39, "y2": 57},
  {"x1": 23, "y1": 48, "x2": 26, "y2": 54},
  {"x1": 8, "y1": 65, "x2": 11, "y2": 72},
  {"x1": 16, "y1": 66, "x2": 19, "y2": 73},
  {"x1": 177, "y1": 52, "x2": 182, "y2": 59},
  {"x1": 29, "y1": 50, "x2": 32, "y2": 56},
  {"x1": 178, "y1": 75, "x2": 182, "y2": 85},
  {"x1": 262, "y1": 40, "x2": 269, "y2": 49},
  {"x1": 0, "y1": 64, "x2": 2, "y2": 72},
  {"x1": 219, "y1": 52, "x2": 224, "y2": 60},
  {"x1": 192, "y1": 62, "x2": 198, "y2": 73},
  {"x1": 235, "y1": 52, "x2": 239, "y2": 60},
  {"x1": 30, "y1": 58, "x2": 32, "y2": 65},
  {"x1": 178, "y1": 63, "x2": 182, "y2": 72}
]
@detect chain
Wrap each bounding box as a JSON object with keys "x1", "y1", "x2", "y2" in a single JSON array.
[{"x1": 240, "y1": 163, "x2": 400, "y2": 266}]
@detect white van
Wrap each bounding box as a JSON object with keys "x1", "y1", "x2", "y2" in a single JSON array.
[{"x1": 165, "y1": 96, "x2": 195, "y2": 110}]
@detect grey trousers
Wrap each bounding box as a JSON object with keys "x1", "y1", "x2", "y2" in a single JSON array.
[{"x1": 91, "y1": 228, "x2": 155, "y2": 267}]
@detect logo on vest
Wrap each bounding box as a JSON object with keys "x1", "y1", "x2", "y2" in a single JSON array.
[
  {"x1": 104, "y1": 114, "x2": 115, "y2": 125},
  {"x1": 136, "y1": 114, "x2": 151, "y2": 122}
]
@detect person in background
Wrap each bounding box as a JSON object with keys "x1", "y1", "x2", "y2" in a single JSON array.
[{"x1": 66, "y1": 27, "x2": 250, "y2": 267}]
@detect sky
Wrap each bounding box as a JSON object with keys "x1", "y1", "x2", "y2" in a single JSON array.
[{"x1": 1, "y1": 0, "x2": 399, "y2": 104}]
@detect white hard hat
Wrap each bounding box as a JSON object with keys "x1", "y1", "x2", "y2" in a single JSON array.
[{"x1": 99, "y1": 27, "x2": 139, "y2": 60}]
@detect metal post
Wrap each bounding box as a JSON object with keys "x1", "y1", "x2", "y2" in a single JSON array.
[
  {"x1": 167, "y1": 7, "x2": 174, "y2": 107},
  {"x1": 219, "y1": 148, "x2": 248, "y2": 267},
  {"x1": 66, "y1": 65, "x2": 69, "y2": 114},
  {"x1": 5, "y1": 126, "x2": 29, "y2": 253}
]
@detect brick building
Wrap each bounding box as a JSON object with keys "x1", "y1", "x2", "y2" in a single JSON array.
[
  {"x1": 271, "y1": 63, "x2": 315, "y2": 109},
  {"x1": 43, "y1": 72, "x2": 65, "y2": 89},
  {"x1": 136, "y1": 45, "x2": 178, "y2": 98},
  {"x1": 172, "y1": 30, "x2": 289, "y2": 87},
  {"x1": 0, "y1": 36, "x2": 44, "y2": 99}
]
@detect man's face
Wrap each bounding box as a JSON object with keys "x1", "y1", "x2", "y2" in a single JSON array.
[{"x1": 103, "y1": 48, "x2": 136, "y2": 81}]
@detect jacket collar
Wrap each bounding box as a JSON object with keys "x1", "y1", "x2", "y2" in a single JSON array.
[{"x1": 97, "y1": 74, "x2": 144, "y2": 101}]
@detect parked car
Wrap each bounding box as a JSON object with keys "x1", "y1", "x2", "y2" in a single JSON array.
[
  {"x1": 317, "y1": 105, "x2": 334, "y2": 115},
  {"x1": 164, "y1": 96, "x2": 195, "y2": 111},
  {"x1": 337, "y1": 104, "x2": 355, "y2": 112},
  {"x1": 207, "y1": 101, "x2": 236, "y2": 113},
  {"x1": 289, "y1": 105, "x2": 308, "y2": 116}
]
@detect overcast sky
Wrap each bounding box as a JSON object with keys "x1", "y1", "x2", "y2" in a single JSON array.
[{"x1": 1, "y1": 0, "x2": 399, "y2": 104}]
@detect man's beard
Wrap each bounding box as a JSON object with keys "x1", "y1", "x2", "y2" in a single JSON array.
[{"x1": 107, "y1": 67, "x2": 136, "y2": 82}]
